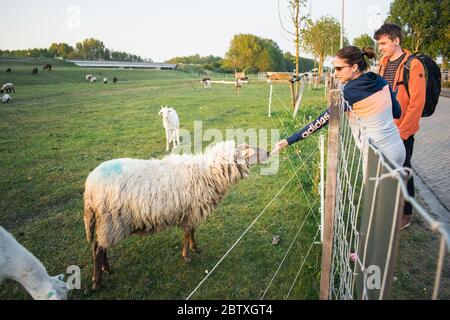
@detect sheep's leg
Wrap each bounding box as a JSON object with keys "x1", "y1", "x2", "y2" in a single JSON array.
[
  {"x1": 93, "y1": 245, "x2": 105, "y2": 290},
  {"x1": 102, "y1": 249, "x2": 111, "y2": 274},
  {"x1": 176, "y1": 129, "x2": 180, "y2": 146},
  {"x1": 165, "y1": 130, "x2": 170, "y2": 151},
  {"x1": 182, "y1": 229, "x2": 191, "y2": 262},
  {"x1": 189, "y1": 229, "x2": 201, "y2": 253}
]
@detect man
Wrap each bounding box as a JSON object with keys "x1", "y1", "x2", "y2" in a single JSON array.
[{"x1": 374, "y1": 23, "x2": 426, "y2": 230}]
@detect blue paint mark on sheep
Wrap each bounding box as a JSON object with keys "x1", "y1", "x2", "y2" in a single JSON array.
[{"x1": 100, "y1": 161, "x2": 123, "y2": 177}]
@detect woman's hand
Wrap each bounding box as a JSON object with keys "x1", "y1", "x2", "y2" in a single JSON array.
[{"x1": 270, "y1": 139, "x2": 289, "y2": 156}]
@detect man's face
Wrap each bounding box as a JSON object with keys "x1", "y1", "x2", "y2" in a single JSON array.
[{"x1": 376, "y1": 34, "x2": 400, "y2": 58}]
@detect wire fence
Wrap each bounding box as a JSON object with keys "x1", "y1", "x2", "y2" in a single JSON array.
[
  {"x1": 322, "y1": 88, "x2": 450, "y2": 300},
  {"x1": 186, "y1": 82, "x2": 324, "y2": 300}
]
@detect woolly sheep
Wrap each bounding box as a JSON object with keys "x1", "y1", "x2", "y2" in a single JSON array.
[
  {"x1": 0, "y1": 226, "x2": 69, "y2": 300},
  {"x1": 158, "y1": 105, "x2": 180, "y2": 151},
  {"x1": 103, "y1": 77, "x2": 108, "y2": 84},
  {"x1": 113, "y1": 77, "x2": 118, "y2": 84},
  {"x1": 0, "y1": 83, "x2": 15, "y2": 94},
  {"x1": 1, "y1": 94, "x2": 12, "y2": 103},
  {"x1": 85, "y1": 74, "x2": 93, "y2": 82},
  {"x1": 6, "y1": 68, "x2": 11, "y2": 73},
  {"x1": 43, "y1": 64, "x2": 52, "y2": 71},
  {"x1": 32, "y1": 67, "x2": 38, "y2": 75},
  {"x1": 90, "y1": 77, "x2": 97, "y2": 84},
  {"x1": 83, "y1": 141, "x2": 269, "y2": 289}
]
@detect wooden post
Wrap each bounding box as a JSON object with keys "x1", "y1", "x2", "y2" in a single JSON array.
[
  {"x1": 289, "y1": 81, "x2": 295, "y2": 110},
  {"x1": 319, "y1": 89, "x2": 341, "y2": 300}
]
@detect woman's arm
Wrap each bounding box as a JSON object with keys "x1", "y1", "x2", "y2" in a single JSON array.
[
  {"x1": 270, "y1": 108, "x2": 330, "y2": 155},
  {"x1": 286, "y1": 108, "x2": 330, "y2": 145}
]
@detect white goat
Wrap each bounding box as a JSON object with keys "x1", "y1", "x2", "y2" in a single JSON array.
[
  {"x1": 90, "y1": 77, "x2": 97, "y2": 84},
  {"x1": 0, "y1": 226, "x2": 69, "y2": 300},
  {"x1": 83, "y1": 141, "x2": 269, "y2": 289},
  {"x1": 158, "y1": 105, "x2": 180, "y2": 151},
  {"x1": 85, "y1": 74, "x2": 93, "y2": 82},
  {"x1": 103, "y1": 78, "x2": 108, "y2": 84},
  {"x1": 1, "y1": 94, "x2": 12, "y2": 103}
]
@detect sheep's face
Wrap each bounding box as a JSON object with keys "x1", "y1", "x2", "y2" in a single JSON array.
[
  {"x1": 158, "y1": 105, "x2": 172, "y2": 120},
  {"x1": 237, "y1": 144, "x2": 269, "y2": 165},
  {"x1": 46, "y1": 274, "x2": 70, "y2": 300}
]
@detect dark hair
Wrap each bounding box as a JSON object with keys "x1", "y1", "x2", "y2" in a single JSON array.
[
  {"x1": 374, "y1": 23, "x2": 402, "y2": 45},
  {"x1": 335, "y1": 46, "x2": 375, "y2": 72}
]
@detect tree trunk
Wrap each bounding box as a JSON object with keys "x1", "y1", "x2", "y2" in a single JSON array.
[
  {"x1": 318, "y1": 55, "x2": 324, "y2": 83},
  {"x1": 294, "y1": 1, "x2": 300, "y2": 102}
]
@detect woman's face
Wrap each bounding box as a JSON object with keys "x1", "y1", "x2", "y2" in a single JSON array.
[{"x1": 333, "y1": 57, "x2": 357, "y2": 83}]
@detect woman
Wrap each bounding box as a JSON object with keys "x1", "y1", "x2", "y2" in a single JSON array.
[{"x1": 271, "y1": 46, "x2": 406, "y2": 168}]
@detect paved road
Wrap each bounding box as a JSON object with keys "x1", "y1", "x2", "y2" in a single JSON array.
[{"x1": 413, "y1": 95, "x2": 450, "y2": 212}]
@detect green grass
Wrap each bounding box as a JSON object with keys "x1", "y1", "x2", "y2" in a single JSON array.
[{"x1": 0, "y1": 60, "x2": 327, "y2": 299}]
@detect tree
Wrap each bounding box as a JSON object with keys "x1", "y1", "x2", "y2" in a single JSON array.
[
  {"x1": 387, "y1": 0, "x2": 449, "y2": 69},
  {"x1": 301, "y1": 16, "x2": 346, "y2": 78},
  {"x1": 353, "y1": 34, "x2": 375, "y2": 50},
  {"x1": 223, "y1": 34, "x2": 284, "y2": 73},
  {"x1": 48, "y1": 43, "x2": 74, "y2": 58},
  {"x1": 81, "y1": 38, "x2": 106, "y2": 60},
  {"x1": 278, "y1": 0, "x2": 308, "y2": 100}
]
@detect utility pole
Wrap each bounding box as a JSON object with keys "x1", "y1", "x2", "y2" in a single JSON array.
[{"x1": 340, "y1": 0, "x2": 344, "y2": 49}]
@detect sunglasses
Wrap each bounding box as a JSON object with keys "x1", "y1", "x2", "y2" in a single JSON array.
[{"x1": 333, "y1": 65, "x2": 351, "y2": 71}]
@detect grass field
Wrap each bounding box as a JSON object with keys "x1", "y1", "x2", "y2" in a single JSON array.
[{"x1": 0, "y1": 59, "x2": 328, "y2": 299}]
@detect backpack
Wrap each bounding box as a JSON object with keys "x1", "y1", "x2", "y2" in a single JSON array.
[{"x1": 401, "y1": 53, "x2": 441, "y2": 117}]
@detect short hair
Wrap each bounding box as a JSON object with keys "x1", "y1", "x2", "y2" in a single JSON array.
[{"x1": 374, "y1": 23, "x2": 403, "y2": 44}]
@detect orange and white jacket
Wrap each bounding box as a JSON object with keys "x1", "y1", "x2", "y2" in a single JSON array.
[{"x1": 378, "y1": 50, "x2": 426, "y2": 140}]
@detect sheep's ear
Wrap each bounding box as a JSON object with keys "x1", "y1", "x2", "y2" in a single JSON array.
[
  {"x1": 240, "y1": 148, "x2": 255, "y2": 159},
  {"x1": 237, "y1": 144, "x2": 255, "y2": 159}
]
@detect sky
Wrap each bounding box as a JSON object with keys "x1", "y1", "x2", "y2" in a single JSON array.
[{"x1": 0, "y1": 0, "x2": 392, "y2": 62}]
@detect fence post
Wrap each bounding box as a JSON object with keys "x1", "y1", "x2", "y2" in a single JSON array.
[{"x1": 320, "y1": 89, "x2": 341, "y2": 300}]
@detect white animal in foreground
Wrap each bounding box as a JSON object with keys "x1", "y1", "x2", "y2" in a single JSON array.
[
  {"x1": 83, "y1": 141, "x2": 269, "y2": 289},
  {"x1": 90, "y1": 77, "x2": 97, "y2": 84},
  {"x1": 0, "y1": 83, "x2": 15, "y2": 94},
  {"x1": 0, "y1": 226, "x2": 69, "y2": 300},
  {"x1": 158, "y1": 105, "x2": 180, "y2": 151},
  {"x1": 1, "y1": 94, "x2": 12, "y2": 103},
  {"x1": 85, "y1": 74, "x2": 93, "y2": 82},
  {"x1": 103, "y1": 78, "x2": 108, "y2": 84}
]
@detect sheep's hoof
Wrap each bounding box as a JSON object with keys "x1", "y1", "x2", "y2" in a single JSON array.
[
  {"x1": 191, "y1": 247, "x2": 202, "y2": 254},
  {"x1": 92, "y1": 282, "x2": 102, "y2": 290},
  {"x1": 102, "y1": 267, "x2": 112, "y2": 274}
]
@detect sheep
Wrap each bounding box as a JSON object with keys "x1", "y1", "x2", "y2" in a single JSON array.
[
  {"x1": 0, "y1": 226, "x2": 69, "y2": 299},
  {"x1": 158, "y1": 105, "x2": 180, "y2": 152},
  {"x1": 112, "y1": 77, "x2": 118, "y2": 84},
  {"x1": 201, "y1": 77, "x2": 211, "y2": 89},
  {"x1": 85, "y1": 74, "x2": 93, "y2": 82},
  {"x1": 83, "y1": 141, "x2": 269, "y2": 289},
  {"x1": 103, "y1": 77, "x2": 108, "y2": 84},
  {"x1": 0, "y1": 83, "x2": 15, "y2": 94},
  {"x1": 90, "y1": 77, "x2": 97, "y2": 84},
  {"x1": 32, "y1": 67, "x2": 38, "y2": 75},
  {"x1": 1, "y1": 94, "x2": 12, "y2": 103},
  {"x1": 6, "y1": 68, "x2": 11, "y2": 73},
  {"x1": 43, "y1": 64, "x2": 52, "y2": 71},
  {"x1": 234, "y1": 72, "x2": 248, "y2": 94}
]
